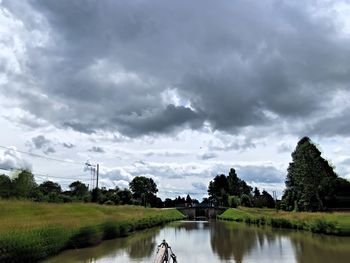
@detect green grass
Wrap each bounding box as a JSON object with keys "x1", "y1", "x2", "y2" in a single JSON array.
[
  {"x1": 218, "y1": 207, "x2": 350, "y2": 236},
  {"x1": 0, "y1": 200, "x2": 185, "y2": 262}
]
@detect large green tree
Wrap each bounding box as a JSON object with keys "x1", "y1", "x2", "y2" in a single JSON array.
[
  {"x1": 12, "y1": 170, "x2": 36, "y2": 198},
  {"x1": 208, "y1": 174, "x2": 229, "y2": 206},
  {"x1": 69, "y1": 181, "x2": 89, "y2": 200},
  {"x1": 227, "y1": 168, "x2": 252, "y2": 196},
  {"x1": 282, "y1": 137, "x2": 338, "y2": 211},
  {"x1": 0, "y1": 174, "x2": 12, "y2": 198},
  {"x1": 129, "y1": 176, "x2": 158, "y2": 206},
  {"x1": 38, "y1": 181, "x2": 62, "y2": 195}
]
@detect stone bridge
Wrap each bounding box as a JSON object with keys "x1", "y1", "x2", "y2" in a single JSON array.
[{"x1": 176, "y1": 206, "x2": 227, "y2": 220}]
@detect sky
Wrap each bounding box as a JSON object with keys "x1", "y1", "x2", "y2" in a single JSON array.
[{"x1": 1, "y1": 0, "x2": 350, "y2": 200}]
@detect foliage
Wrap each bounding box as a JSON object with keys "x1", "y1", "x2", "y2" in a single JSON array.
[
  {"x1": 227, "y1": 168, "x2": 252, "y2": 196},
  {"x1": 0, "y1": 174, "x2": 12, "y2": 198},
  {"x1": 228, "y1": 195, "x2": 240, "y2": 208},
  {"x1": 240, "y1": 194, "x2": 252, "y2": 207},
  {"x1": 253, "y1": 189, "x2": 275, "y2": 208},
  {"x1": 129, "y1": 176, "x2": 158, "y2": 207},
  {"x1": 207, "y1": 169, "x2": 253, "y2": 207},
  {"x1": 281, "y1": 137, "x2": 345, "y2": 211},
  {"x1": 12, "y1": 170, "x2": 37, "y2": 198},
  {"x1": 38, "y1": 181, "x2": 62, "y2": 195},
  {"x1": 69, "y1": 181, "x2": 89, "y2": 200}
]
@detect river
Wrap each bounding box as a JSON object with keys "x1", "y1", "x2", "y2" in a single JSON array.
[{"x1": 43, "y1": 221, "x2": 350, "y2": 263}]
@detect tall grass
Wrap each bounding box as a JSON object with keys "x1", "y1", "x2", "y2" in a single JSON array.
[
  {"x1": 218, "y1": 207, "x2": 349, "y2": 236},
  {"x1": 0, "y1": 201, "x2": 185, "y2": 262}
]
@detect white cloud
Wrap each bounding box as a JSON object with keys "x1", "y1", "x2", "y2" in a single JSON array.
[{"x1": 0, "y1": 146, "x2": 32, "y2": 171}]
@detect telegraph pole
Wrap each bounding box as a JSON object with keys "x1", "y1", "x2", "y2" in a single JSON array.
[{"x1": 96, "y1": 164, "x2": 99, "y2": 189}]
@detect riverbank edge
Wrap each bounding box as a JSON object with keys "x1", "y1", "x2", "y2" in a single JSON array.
[
  {"x1": 217, "y1": 208, "x2": 350, "y2": 236},
  {"x1": 0, "y1": 209, "x2": 185, "y2": 263}
]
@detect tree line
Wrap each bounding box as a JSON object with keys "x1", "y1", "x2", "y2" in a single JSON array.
[
  {"x1": 0, "y1": 172, "x2": 201, "y2": 208},
  {"x1": 1, "y1": 136, "x2": 349, "y2": 211},
  {"x1": 207, "y1": 168, "x2": 275, "y2": 208},
  {"x1": 207, "y1": 136, "x2": 350, "y2": 211}
]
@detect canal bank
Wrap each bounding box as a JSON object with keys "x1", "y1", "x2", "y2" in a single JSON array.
[
  {"x1": 0, "y1": 201, "x2": 185, "y2": 262},
  {"x1": 217, "y1": 207, "x2": 350, "y2": 236}
]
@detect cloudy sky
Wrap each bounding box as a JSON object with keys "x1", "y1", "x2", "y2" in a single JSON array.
[{"x1": 1, "y1": 0, "x2": 350, "y2": 200}]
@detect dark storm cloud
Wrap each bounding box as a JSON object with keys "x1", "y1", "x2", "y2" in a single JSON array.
[
  {"x1": 32, "y1": 135, "x2": 50, "y2": 149},
  {"x1": 30, "y1": 135, "x2": 56, "y2": 155},
  {"x1": 3, "y1": 0, "x2": 350, "y2": 137},
  {"x1": 309, "y1": 110, "x2": 350, "y2": 136}
]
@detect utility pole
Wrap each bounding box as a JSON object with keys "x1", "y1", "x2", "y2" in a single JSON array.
[{"x1": 96, "y1": 163, "x2": 99, "y2": 189}]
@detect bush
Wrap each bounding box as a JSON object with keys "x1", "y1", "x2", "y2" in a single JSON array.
[
  {"x1": 228, "y1": 196, "x2": 240, "y2": 208},
  {"x1": 69, "y1": 225, "x2": 103, "y2": 248},
  {"x1": 240, "y1": 194, "x2": 252, "y2": 207},
  {"x1": 270, "y1": 218, "x2": 293, "y2": 228},
  {"x1": 309, "y1": 219, "x2": 338, "y2": 234},
  {"x1": 101, "y1": 221, "x2": 120, "y2": 240}
]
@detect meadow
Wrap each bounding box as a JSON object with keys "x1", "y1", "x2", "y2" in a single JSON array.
[
  {"x1": 0, "y1": 200, "x2": 185, "y2": 262},
  {"x1": 218, "y1": 207, "x2": 350, "y2": 235}
]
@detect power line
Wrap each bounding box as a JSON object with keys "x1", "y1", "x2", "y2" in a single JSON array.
[
  {"x1": 0, "y1": 167, "x2": 91, "y2": 184},
  {"x1": 0, "y1": 145, "x2": 84, "y2": 165}
]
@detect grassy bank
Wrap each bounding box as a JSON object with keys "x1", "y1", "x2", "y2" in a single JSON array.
[
  {"x1": 218, "y1": 207, "x2": 350, "y2": 236},
  {"x1": 0, "y1": 200, "x2": 185, "y2": 262}
]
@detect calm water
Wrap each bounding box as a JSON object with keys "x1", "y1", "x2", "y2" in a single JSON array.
[{"x1": 44, "y1": 221, "x2": 350, "y2": 263}]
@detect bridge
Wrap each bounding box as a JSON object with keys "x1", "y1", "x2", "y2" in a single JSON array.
[{"x1": 176, "y1": 205, "x2": 227, "y2": 220}]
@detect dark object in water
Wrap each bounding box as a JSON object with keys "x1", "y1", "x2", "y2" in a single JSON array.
[{"x1": 154, "y1": 239, "x2": 177, "y2": 263}]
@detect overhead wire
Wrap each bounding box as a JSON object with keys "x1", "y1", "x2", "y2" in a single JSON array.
[{"x1": 0, "y1": 145, "x2": 85, "y2": 165}]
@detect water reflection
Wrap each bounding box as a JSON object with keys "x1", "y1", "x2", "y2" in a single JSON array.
[
  {"x1": 42, "y1": 227, "x2": 160, "y2": 263},
  {"x1": 44, "y1": 221, "x2": 350, "y2": 263}
]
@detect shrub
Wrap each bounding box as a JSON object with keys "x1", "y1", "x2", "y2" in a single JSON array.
[
  {"x1": 309, "y1": 219, "x2": 337, "y2": 234},
  {"x1": 240, "y1": 194, "x2": 252, "y2": 207},
  {"x1": 228, "y1": 196, "x2": 240, "y2": 208},
  {"x1": 69, "y1": 225, "x2": 103, "y2": 248},
  {"x1": 270, "y1": 218, "x2": 293, "y2": 228},
  {"x1": 101, "y1": 221, "x2": 120, "y2": 240}
]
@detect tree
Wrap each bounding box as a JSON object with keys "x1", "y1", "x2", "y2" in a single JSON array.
[
  {"x1": 129, "y1": 176, "x2": 158, "y2": 206},
  {"x1": 0, "y1": 174, "x2": 12, "y2": 198},
  {"x1": 69, "y1": 181, "x2": 88, "y2": 200},
  {"x1": 227, "y1": 168, "x2": 252, "y2": 196},
  {"x1": 164, "y1": 198, "x2": 174, "y2": 207},
  {"x1": 208, "y1": 174, "x2": 229, "y2": 206},
  {"x1": 186, "y1": 194, "x2": 192, "y2": 206},
  {"x1": 253, "y1": 187, "x2": 260, "y2": 198},
  {"x1": 240, "y1": 194, "x2": 252, "y2": 207},
  {"x1": 208, "y1": 169, "x2": 253, "y2": 206},
  {"x1": 38, "y1": 181, "x2": 62, "y2": 195},
  {"x1": 117, "y1": 188, "x2": 133, "y2": 205},
  {"x1": 261, "y1": 190, "x2": 275, "y2": 208},
  {"x1": 282, "y1": 137, "x2": 338, "y2": 211},
  {"x1": 12, "y1": 170, "x2": 36, "y2": 198}
]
